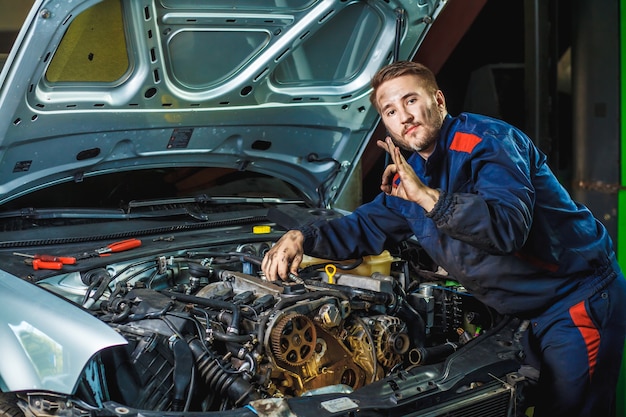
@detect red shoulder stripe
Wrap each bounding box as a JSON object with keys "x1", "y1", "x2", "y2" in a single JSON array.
[{"x1": 450, "y1": 132, "x2": 482, "y2": 153}]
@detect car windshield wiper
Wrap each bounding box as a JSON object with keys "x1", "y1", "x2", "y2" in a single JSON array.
[
  {"x1": 126, "y1": 194, "x2": 306, "y2": 221},
  {"x1": 126, "y1": 194, "x2": 305, "y2": 211},
  {"x1": 0, "y1": 195, "x2": 306, "y2": 221},
  {"x1": 0, "y1": 207, "x2": 130, "y2": 220}
]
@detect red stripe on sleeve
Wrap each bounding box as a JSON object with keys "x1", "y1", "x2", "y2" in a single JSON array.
[
  {"x1": 569, "y1": 300, "x2": 600, "y2": 379},
  {"x1": 450, "y1": 132, "x2": 482, "y2": 153}
]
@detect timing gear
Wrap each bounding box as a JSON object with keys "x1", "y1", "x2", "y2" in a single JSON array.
[{"x1": 270, "y1": 312, "x2": 317, "y2": 366}]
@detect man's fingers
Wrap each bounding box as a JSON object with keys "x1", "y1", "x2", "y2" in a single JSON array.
[
  {"x1": 262, "y1": 253, "x2": 279, "y2": 281},
  {"x1": 381, "y1": 164, "x2": 398, "y2": 194},
  {"x1": 386, "y1": 137, "x2": 403, "y2": 166},
  {"x1": 393, "y1": 146, "x2": 406, "y2": 168},
  {"x1": 274, "y1": 250, "x2": 293, "y2": 281},
  {"x1": 290, "y1": 253, "x2": 303, "y2": 276},
  {"x1": 261, "y1": 246, "x2": 287, "y2": 281},
  {"x1": 376, "y1": 139, "x2": 389, "y2": 153},
  {"x1": 261, "y1": 230, "x2": 305, "y2": 282},
  {"x1": 381, "y1": 163, "x2": 397, "y2": 183},
  {"x1": 376, "y1": 136, "x2": 395, "y2": 155}
]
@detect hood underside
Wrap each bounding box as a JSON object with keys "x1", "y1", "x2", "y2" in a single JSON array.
[{"x1": 0, "y1": 0, "x2": 445, "y2": 207}]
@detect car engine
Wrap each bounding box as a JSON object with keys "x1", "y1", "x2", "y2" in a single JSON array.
[{"x1": 50, "y1": 239, "x2": 502, "y2": 412}]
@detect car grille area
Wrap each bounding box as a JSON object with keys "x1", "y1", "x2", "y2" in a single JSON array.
[{"x1": 405, "y1": 379, "x2": 524, "y2": 417}]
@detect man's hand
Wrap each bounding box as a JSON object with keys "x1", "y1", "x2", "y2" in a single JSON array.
[
  {"x1": 377, "y1": 136, "x2": 440, "y2": 212},
  {"x1": 261, "y1": 230, "x2": 305, "y2": 281}
]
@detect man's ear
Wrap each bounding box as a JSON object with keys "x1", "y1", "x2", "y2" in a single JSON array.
[{"x1": 435, "y1": 90, "x2": 446, "y2": 110}]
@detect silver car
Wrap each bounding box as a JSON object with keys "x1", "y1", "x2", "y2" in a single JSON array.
[{"x1": 0, "y1": 1, "x2": 531, "y2": 417}]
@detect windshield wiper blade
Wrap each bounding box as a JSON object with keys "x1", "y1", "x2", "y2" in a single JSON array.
[
  {"x1": 0, "y1": 206, "x2": 188, "y2": 221},
  {"x1": 0, "y1": 207, "x2": 129, "y2": 220},
  {"x1": 0, "y1": 195, "x2": 306, "y2": 222},
  {"x1": 126, "y1": 194, "x2": 305, "y2": 211}
]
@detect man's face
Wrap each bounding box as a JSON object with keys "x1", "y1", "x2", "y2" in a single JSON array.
[{"x1": 375, "y1": 74, "x2": 446, "y2": 157}]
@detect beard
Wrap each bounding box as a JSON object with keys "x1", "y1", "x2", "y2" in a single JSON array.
[
  {"x1": 394, "y1": 103, "x2": 444, "y2": 155},
  {"x1": 407, "y1": 125, "x2": 439, "y2": 153}
]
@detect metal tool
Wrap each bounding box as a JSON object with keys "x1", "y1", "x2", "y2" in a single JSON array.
[
  {"x1": 287, "y1": 272, "x2": 305, "y2": 284},
  {"x1": 14, "y1": 252, "x2": 77, "y2": 270},
  {"x1": 14, "y1": 252, "x2": 77, "y2": 264},
  {"x1": 77, "y1": 238, "x2": 142, "y2": 260}
]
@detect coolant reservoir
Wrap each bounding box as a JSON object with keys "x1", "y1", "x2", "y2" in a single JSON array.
[{"x1": 300, "y1": 250, "x2": 396, "y2": 276}]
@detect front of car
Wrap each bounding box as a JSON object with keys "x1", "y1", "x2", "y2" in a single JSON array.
[{"x1": 0, "y1": 1, "x2": 532, "y2": 417}]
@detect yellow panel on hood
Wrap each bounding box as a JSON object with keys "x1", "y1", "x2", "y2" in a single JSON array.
[{"x1": 46, "y1": 0, "x2": 128, "y2": 83}]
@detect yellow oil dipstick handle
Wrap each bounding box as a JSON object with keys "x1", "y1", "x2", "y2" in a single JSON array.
[{"x1": 325, "y1": 264, "x2": 337, "y2": 284}]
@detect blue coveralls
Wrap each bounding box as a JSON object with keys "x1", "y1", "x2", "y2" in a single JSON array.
[{"x1": 299, "y1": 113, "x2": 626, "y2": 416}]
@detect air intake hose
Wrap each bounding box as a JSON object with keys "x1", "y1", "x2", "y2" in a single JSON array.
[{"x1": 188, "y1": 338, "x2": 261, "y2": 406}]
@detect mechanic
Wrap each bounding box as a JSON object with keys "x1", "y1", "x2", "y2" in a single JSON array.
[{"x1": 261, "y1": 60, "x2": 626, "y2": 416}]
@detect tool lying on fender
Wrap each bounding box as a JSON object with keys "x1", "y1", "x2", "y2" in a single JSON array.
[
  {"x1": 13, "y1": 252, "x2": 77, "y2": 270},
  {"x1": 76, "y1": 238, "x2": 142, "y2": 260}
]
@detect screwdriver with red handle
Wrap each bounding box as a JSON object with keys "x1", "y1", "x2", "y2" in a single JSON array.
[{"x1": 14, "y1": 252, "x2": 77, "y2": 270}]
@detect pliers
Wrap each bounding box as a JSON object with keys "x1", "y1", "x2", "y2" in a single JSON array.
[{"x1": 76, "y1": 238, "x2": 142, "y2": 260}]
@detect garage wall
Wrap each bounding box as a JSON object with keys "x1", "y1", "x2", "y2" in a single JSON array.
[{"x1": 0, "y1": 1, "x2": 35, "y2": 53}]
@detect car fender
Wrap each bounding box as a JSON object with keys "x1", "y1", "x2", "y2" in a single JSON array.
[{"x1": 0, "y1": 270, "x2": 127, "y2": 394}]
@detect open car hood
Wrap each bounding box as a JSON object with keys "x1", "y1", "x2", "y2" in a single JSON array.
[{"x1": 0, "y1": 0, "x2": 445, "y2": 207}]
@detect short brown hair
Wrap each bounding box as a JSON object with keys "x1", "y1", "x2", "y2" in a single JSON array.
[{"x1": 369, "y1": 61, "x2": 439, "y2": 110}]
